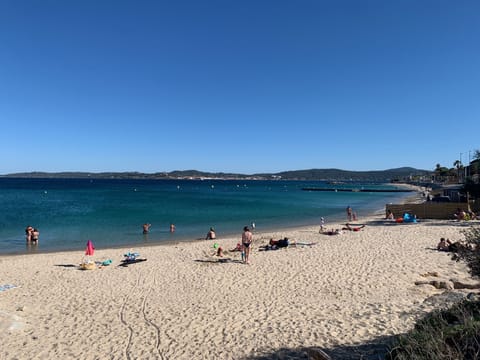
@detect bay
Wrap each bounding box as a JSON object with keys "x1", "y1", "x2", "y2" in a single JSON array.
[{"x1": 0, "y1": 178, "x2": 412, "y2": 254}]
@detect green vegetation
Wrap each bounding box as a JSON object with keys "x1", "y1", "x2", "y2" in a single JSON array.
[
  {"x1": 265, "y1": 167, "x2": 430, "y2": 181},
  {"x1": 386, "y1": 300, "x2": 480, "y2": 360},
  {"x1": 1, "y1": 167, "x2": 431, "y2": 181},
  {"x1": 453, "y1": 227, "x2": 480, "y2": 278},
  {"x1": 387, "y1": 226, "x2": 480, "y2": 359}
]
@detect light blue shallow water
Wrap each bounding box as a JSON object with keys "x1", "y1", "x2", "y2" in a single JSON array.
[{"x1": 0, "y1": 178, "x2": 412, "y2": 254}]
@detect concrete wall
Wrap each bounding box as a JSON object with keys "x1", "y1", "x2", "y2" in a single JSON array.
[{"x1": 385, "y1": 203, "x2": 472, "y2": 220}]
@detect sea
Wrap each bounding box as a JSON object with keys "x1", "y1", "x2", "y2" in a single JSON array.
[{"x1": 0, "y1": 178, "x2": 414, "y2": 254}]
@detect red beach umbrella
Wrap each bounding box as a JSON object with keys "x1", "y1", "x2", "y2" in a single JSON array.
[{"x1": 85, "y1": 240, "x2": 95, "y2": 256}]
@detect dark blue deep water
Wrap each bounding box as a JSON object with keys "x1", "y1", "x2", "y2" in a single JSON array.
[{"x1": 0, "y1": 178, "x2": 412, "y2": 254}]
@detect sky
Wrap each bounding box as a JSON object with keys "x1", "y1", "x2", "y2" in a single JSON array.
[{"x1": 1, "y1": 0, "x2": 479, "y2": 175}]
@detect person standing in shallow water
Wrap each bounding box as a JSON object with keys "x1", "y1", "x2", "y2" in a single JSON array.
[
  {"x1": 25, "y1": 226, "x2": 33, "y2": 242},
  {"x1": 242, "y1": 226, "x2": 253, "y2": 264},
  {"x1": 142, "y1": 223, "x2": 151, "y2": 234},
  {"x1": 31, "y1": 228, "x2": 39, "y2": 243},
  {"x1": 346, "y1": 206, "x2": 353, "y2": 222}
]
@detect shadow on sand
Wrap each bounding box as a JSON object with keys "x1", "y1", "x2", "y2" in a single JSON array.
[
  {"x1": 54, "y1": 264, "x2": 77, "y2": 268},
  {"x1": 194, "y1": 258, "x2": 243, "y2": 264},
  {"x1": 118, "y1": 259, "x2": 147, "y2": 267},
  {"x1": 241, "y1": 335, "x2": 395, "y2": 360}
]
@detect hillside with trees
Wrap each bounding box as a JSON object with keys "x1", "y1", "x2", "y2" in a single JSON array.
[{"x1": 2, "y1": 167, "x2": 431, "y2": 182}]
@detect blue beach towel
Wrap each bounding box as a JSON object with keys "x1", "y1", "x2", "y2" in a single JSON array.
[{"x1": 123, "y1": 252, "x2": 140, "y2": 261}]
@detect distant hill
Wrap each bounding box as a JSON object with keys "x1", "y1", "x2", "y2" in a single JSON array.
[
  {"x1": 1, "y1": 167, "x2": 431, "y2": 181},
  {"x1": 268, "y1": 167, "x2": 431, "y2": 181}
]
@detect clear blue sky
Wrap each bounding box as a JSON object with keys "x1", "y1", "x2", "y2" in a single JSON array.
[{"x1": 1, "y1": 0, "x2": 479, "y2": 174}]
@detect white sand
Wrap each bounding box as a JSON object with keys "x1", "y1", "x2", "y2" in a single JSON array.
[{"x1": 0, "y1": 217, "x2": 476, "y2": 359}]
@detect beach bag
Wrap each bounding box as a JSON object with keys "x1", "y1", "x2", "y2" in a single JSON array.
[{"x1": 80, "y1": 262, "x2": 96, "y2": 270}]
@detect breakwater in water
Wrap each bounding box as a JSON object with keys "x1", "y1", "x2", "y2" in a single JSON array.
[{"x1": 302, "y1": 188, "x2": 415, "y2": 192}]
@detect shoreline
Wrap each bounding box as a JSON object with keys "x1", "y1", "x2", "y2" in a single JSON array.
[
  {"x1": 1, "y1": 183, "x2": 422, "y2": 257},
  {"x1": 2, "y1": 209, "x2": 475, "y2": 359}
]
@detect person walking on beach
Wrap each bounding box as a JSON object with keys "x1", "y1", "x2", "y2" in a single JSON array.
[
  {"x1": 319, "y1": 217, "x2": 325, "y2": 233},
  {"x1": 242, "y1": 226, "x2": 253, "y2": 264}
]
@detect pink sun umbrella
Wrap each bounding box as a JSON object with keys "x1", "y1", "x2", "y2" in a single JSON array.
[{"x1": 85, "y1": 240, "x2": 95, "y2": 256}]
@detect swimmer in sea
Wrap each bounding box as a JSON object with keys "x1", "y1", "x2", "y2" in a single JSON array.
[{"x1": 143, "y1": 223, "x2": 151, "y2": 234}]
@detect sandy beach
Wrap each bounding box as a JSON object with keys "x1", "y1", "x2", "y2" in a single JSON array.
[{"x1": 0, "y1": 216, "x2": 476, "y2": 360}]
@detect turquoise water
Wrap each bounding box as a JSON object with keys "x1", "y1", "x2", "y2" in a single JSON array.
[{"x1": 0, "y1": 178, "x2": 411, "y2": 254}]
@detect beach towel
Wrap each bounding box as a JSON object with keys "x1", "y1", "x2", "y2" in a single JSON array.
[
  {"x1": 119, "y1": 252, "x2": 146, "y2": 267},
  {"x1": 123, "y1": 252, "x2": 140, "y2": 261}
]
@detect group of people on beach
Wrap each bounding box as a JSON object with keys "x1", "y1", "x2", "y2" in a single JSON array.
[
  {"x1": 209, "y1": 225, "x2": 254, "y2": 264},
  {"x1": 453, "y1": 208, "x2": 478, "y2": 221},
  {"x1": 25, "y1": 226, "x2": 39, "y2": 244},
  {"x1": 437, "y1": 237, "x2": 472, "y2": 253},
  {"x1": 142, "y1": 221, "x2": 256, "y2": 264}
]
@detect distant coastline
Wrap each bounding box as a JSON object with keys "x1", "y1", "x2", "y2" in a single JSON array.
[{"x1": 0, "y1": 167, "x2": 431, "y2": 182}]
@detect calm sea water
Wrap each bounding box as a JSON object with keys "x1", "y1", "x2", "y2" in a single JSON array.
[{"x1": 0, "y1": 178, "x2": 412, "y2": 254}]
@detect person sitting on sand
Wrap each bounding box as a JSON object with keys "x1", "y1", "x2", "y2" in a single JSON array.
[
  {"x1": 342, "y1": 223, "x2": 365, "y2": 232},
  {"x1": 385, "y1": 210, "x2": 394, "y2": 220},
  {"x1": 205, "y1": 227, "x2": 216, "y2": 240},
  {"x1": 467, "y1": 210, "x2": 477, "y2": 220},
  {"x1": 211, "y1": 242, "x2": 224, "y2": 257},
  {"x1": 437, "y1": 237, "x2": 451, "y2": 251},
  {"x1": 230, "y1": 242, "x2": 242, "y2": 252},
  {"x1": 454, "y1": 208, "x2": 466, "y2": 221}
]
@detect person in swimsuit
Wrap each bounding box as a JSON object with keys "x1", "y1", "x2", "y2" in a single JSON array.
[
  {"x1": 142, "y1": 223, "x2": 151, "y2": 234},
  {"x1": 385, "y1": 210, "x2": 394, "y2": 220},
  {"x1": 31, "y1": 228, "x2": 40, "y2": 243},
  {"x1": 342, "y1": 223, "x2": 365, "y2": 232},
  {"x1": 346, "y1": 206, "x2": 353, "y2": 221},
  {"x1": 241, "y1": 226, "x2": 253, "y2": 264},
  {"x1": 437, "y1": 238, "x2": 450, "y2": 251},
  {"x1": 206, "y1": 227, "x2": 216, "y2": 240},
  {"x1": 25, "y1": 226, "x2": 33, "y2": 242}
]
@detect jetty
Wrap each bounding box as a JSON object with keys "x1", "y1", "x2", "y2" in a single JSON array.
[{"x1": 301, "y1": 188, "x2": 415, "y2": 193}]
